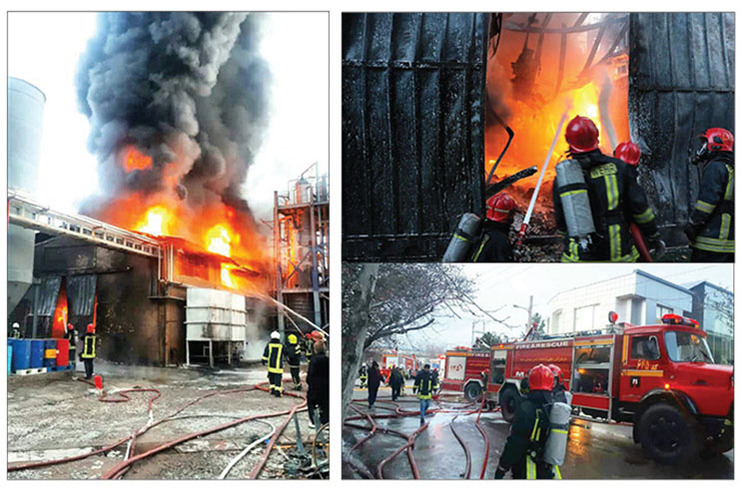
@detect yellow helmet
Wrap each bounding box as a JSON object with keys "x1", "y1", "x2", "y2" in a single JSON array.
[{"x1": 288, "y1": 334, "x2": 298, "y2": 344}]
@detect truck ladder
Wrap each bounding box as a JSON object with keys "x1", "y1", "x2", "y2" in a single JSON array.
[{"x1": 8, "y1": 188, "x2": 162, "y2": 258}]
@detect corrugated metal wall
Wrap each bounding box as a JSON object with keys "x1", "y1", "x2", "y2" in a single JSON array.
[
  {"x1": 342, "y1": 13, "x2": 488, "y2": 260},
  {"x1": 629, "y1": 13, "x2": 735, "y2": 242}
]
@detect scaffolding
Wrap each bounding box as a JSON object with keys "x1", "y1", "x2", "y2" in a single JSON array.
[{"x1": 273, "y1": 163, "x2": 329, "y2": 337}]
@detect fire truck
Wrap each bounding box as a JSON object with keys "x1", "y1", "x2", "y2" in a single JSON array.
[
  {"x1": 442, "y1": 314, "x2": 733, "y2": 464},
  {"x1": 380, "y1": 352, "x2": 420, "y2": 380}
]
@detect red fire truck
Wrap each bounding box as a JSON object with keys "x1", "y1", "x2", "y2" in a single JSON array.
[
  {"x1": 380, "y1": 352, "x2": 420, "y2": 380},
  {"x1": 442, "y1": 314, "x2": 733, "y2": 464}
]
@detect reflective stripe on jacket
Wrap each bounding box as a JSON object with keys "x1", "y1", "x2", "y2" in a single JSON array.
[
  {"x1": 690, "y1": 157, "x2": 734, "y2": 253},
  {"x1": 81, "y1": 335, "x2": 96, "y2": 359},
  {"x1": 263, "y1": 340, "x2": 284, "y2": 374},
  {"x1": 414, "y1": 370, "x2": 438, "y2": 400}
]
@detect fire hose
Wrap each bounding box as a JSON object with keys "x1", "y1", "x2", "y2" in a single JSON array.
[
  {"x1": 219, "y1": 420, "x2": 276, "y2": 479},
  {"x1": 10, "y1": 380, "x2": 307, "y2": 479},
  {"x1": 450, "y1": 415, "x2": 472, "y2": 479}
]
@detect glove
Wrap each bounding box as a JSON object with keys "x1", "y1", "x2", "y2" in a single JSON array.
[
  {"x1": 494, "y1": 465, "x2": 507, "y2": 479},
  {"x1": 683, "y1": 223, "x2": 698, "y2": 243}
]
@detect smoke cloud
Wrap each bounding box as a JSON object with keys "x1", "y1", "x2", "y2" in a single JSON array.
[{"x1": 76, "y1": 12, "x2": 271, "y2": 214}]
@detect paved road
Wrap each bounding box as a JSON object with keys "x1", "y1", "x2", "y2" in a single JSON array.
[{"x1": 343, "y1": 387, "x2": 733, "y2": 479}]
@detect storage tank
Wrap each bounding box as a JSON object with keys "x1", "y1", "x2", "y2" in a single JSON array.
[
  {"x1": 7, "y1": 77, "x2": 46, "y2": 314},
  {"x1": 185, "y1": 288, "x2": 249, "y2": 366}
]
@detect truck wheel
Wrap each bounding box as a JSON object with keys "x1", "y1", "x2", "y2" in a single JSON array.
[
  {"x1": 500, "y1": 387, "x2": 520, "y2": 423},
  {"x1": 638, "y1": 402, "x2": 702, "y2": 465},
  {"x1": 464, "y1": 382, "x2": 482, "y2": 402}
]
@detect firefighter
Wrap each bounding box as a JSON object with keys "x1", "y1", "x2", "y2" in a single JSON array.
[
  {"x1": 431, "y1": 368, "x2": 441, "y2": 395},
  {"x1": 471, "y1": 193, "x2": 515, "y2": 262},
  {"x1": 413, "y1": 364, "x2": 439, "y2": 425},
  {"x1": 303, "y1": 333, "x2": 314, "y2": 363},
  {"x1": 9, "y1": 322, "x2": 21, "y2": 339},
  {"x1": 66, "y1": 323, "x2": 77, "y2": 367},
  {"x1": 553, "y1": 116, "x2": 662, "y2": 262},
  {"x1": 359, "y1": 363, "x2": 368, "y2": 389},
  {"x1": 548, "y1": 364, "x2": 572, "y2": 405},
  {"x1": 685, "y1": 128, "x2": 734, "y2": 262},
  {"x1": 262, "y1": 331, "x2": 284, "y2": 397},
  {"x1": 494, "y1": 364, "x2": 559, "y2": 479},
  {"x1": 307, "y1": 340, "x2": 329, "y2": 428},
  {"x1": 367, "y1": 360, "x2": 384, "y2": 409},
  {"x1": 80, "y1": 323, "x2": 97, "y2": 380},
  {"x1": 285, "y1": 333, "x2": 302, "y2": 390},
  {"x1": 389, "y1": 364, "x2": 404, "y2": 401}
]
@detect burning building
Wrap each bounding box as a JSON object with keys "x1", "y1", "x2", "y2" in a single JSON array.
[
  {"x1": 7, "y1": 13, "x2": 304, "y2": 366},
  {"x1": 342, "y1": 12, "x2": 735, "y2": 260}
]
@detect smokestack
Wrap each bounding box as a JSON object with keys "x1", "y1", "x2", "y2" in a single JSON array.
[{"x1": 76, "y1": 12, "x2": 271, "y2": 221}]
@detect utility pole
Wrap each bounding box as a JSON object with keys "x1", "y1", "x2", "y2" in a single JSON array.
[
  {"x1": 471, "y1": 320, "x2": 486, "y2": 348},
  {"x1": 513, "y1": 295, "x2": 534, "y2": 336}
]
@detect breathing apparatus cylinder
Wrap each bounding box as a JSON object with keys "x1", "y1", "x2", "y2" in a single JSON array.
[
  {"x1": 442, "y1": 213, "x2": 482, "y2": 262},
  {"x1": 555, "y1": 159, "x2": 596, "y2": 245},
  {"x1": 543, "y1": 401, "x2": 572, "y2": 466}
]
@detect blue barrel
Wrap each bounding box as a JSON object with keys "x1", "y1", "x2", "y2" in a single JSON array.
[
  {"x1": 30, "y1": 340, "x2": 45, "y2": 368},
  {"x1": 11, "y1": 339, "x2": 31, "y2": 371},
  {"x1": 43, "y1": 339, "x2": 57, "y2": 367},
  {"x1": 8, "y1": 341, "x2": 13, "y2": 375}
]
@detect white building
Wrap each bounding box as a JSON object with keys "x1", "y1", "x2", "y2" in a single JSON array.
[
  {"x1": 688, "y1": 282, "x2": 734, "y2": 364},
  {"x1": 547, "y1": 270, "x2": 693, "y2": 335}
]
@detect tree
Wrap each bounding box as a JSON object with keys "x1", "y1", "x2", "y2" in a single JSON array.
[
  {"x1": 473, "y1": 331, "x2": 505, "y2": 350},
  {"x1": 341, "y1": 264, "x2": 504, "y2": 416}
]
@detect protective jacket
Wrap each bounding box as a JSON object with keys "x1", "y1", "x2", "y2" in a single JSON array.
[
  {"x1": 80, "y1": 333, "x2": 96, "y2": 359},
  {"x1": 497, "y1": 390, "x2": 560, "y2": 479},
  {"x1": 470, "y1": 220, "x2": 513, "y2": 262},
  {"x1": 413, "y1": 369, "x2": 439, "y2": 400},
  {"x1": 553, "y1": 150, "x2": 658, "y2": 262},
  {"x1": 262, "y1": 338, "x2": 284, "y2": 374},
  {"x1": 389, "y1": 367, "x2": 404, "y2": 387},
  {"x1": 689, "y1": 154, "x2": 734, "y2": 256},
  {"x1": 285, "y1": 338, "x2": 302, "y2": 365}
]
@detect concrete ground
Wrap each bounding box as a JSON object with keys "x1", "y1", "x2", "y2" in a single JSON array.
[
  {"x1": 343, "y1": 386, "x2": 733, "y2": 479},
  {"x1": 8, "y1": 361, "x2": 328, "y2": 479}
]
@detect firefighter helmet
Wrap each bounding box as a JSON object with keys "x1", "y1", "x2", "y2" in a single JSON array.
[
  {"x1": 528, "y1": 364, "x2": 555, "y2": 391},
  {"x1": 565, "y1": 116, "x2": 600, "y2": 153},
  {"x1": 270, "y1": 331, "x2": 280, "y2": 340},
  {"x1": 614, "y1": 141, "x2": 641, "y2": 166},
  {"x1": 67, "y1": 323, "x2": 74, "y2": 330},
  {"x1": 486, "y1": 193, "x2": 516, "y2": 223},
  {"x1": 548, "y1": 364, "x2": 563, "y2": 384},
  {"x1": 12, "y1": 322, "x2": 20, "y2": 329},
  {"x1": 87, "y1": 323, "x2": 95, "y2": 334},
  {"x1": 287, "y1": 333, "x2": 298, "y2": 344},
  {"x1": 701, "y1": 128, "x2": 734, "y2": 153}
]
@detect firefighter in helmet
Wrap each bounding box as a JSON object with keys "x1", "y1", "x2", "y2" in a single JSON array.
[
  {"x1": 262, "y1": 331, "x2": 284, "y2": 397},
  {"x1": 413, "y1": 363, "x2": 439, "y2": 425},
  {"x1": 359, "y1": 363, "x2": 368, "y2": 389},
  {"x1": 548, "y1": 364, "x2": 572, "y2": 405},
  {"x1": 685, "y1": 128, "x2": 734, "y2": 262},
  {"x1": 9, "y1": 322, "x2": 21, "y2": 339},
  {"x1": 80, "y1": 323, "x2": 97, "y2": 380},
  {"x1": 66, "y1": 323, "x2": 77, "y2": 366},
  {"x1": 471, "y1": 192, "x2": 515, "y2": 262},
  {"x1": 494, "y1": 364, "x2": 560, "y2": 479},
  {"x1": 285, "y1": 332, "x2": 302, "y2": 390},
  {"x1": 553, "y1": 116, "x2": 662, "y2": 262}
]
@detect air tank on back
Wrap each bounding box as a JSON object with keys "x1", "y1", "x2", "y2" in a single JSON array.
[{"x1": 7, "y1": 77, "x2": 46, "y2": 314}]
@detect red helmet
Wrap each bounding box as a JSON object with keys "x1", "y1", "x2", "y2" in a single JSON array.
[
  {"x1": 565, "y1": 116, "x2": 600, "y2": 153},
  {"x1": 67, "y1": 323, "x2": 74, "y2": 330},
  {"x1": 614, "y1": 141, "x2": 641, "y2": 166},
  {"x1": 700, "y1": 128, "x2": 734, "y2": 153},
  {"x1": 87, "y1": 323, "x2": 95, "y2": 334},
  {"x1": 548, "y1": 364, "x2": 563, "y2": 383},
  {"x1": 486, "y1": 193, "x2": 515, "y2": 223},
  {"x1": 528, "y1": 364, "x2": 555, "y2": 391}
]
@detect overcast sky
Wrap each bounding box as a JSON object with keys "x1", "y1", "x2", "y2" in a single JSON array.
[
  {"x1": 403, "y1": 263, "x2": 733, "y2": 352},
  {"x1": 7, "y1": 12, "x2": 328, "y2": 221}
]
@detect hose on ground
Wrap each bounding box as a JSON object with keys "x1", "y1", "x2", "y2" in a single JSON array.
[{"x1": 218, "y1": 420, "x2": 276, "y2": 479}]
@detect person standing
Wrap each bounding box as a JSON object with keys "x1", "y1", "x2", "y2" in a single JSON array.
[
  {"x1": 9, "y1": 322, "x2": 21, "y2": 339},
  {"x1": 548, "y1": 364, "x2": 572, "y2": 405},
  {"x1": 471, "y1": 193, "x2": 516, "y2": 262},
  {"x1": 413, "y1": 364, "x2": 438, "y2": 425},
  {"x1": 494, "y1": 364, "x2": 559, "y2": 479},
  {"x1": 307, "y1": 340, "x2": 329, "y2": 428},
  {"x1": 80, "y1": 323, "x2": 97, "y2": 380},
  {"x1": 359, "y1": 363, "x2": 368, "y2": 389},
  {"x1": 66, "y1": 323, "x2": 77, "y2": 369},
  {"x1": 389, "y1": 365, "x2": 404, "y2": 401},
  {"x1": 262, "y1": 331, "x2": 284, "y2": 397},
  {"x1": 685, "y1": 128, "x2": 734, "y2": 262},
  {"x1": 367, "y1": 360, "x2": 384, "y2": 409},
  {"x1": 285, "y1": 333, "x2": 303, "y2": 390}
]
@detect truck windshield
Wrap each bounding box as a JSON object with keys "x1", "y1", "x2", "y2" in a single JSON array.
[{"x1": 664, "y1": 331, "x2": 714, "y2": 363}]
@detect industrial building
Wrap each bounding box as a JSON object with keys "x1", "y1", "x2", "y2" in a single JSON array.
[
  {"x1": 7, "y1": 75, "x2": 329, "y2": 368},
  {"x1": 546, "y1": 269, "x2": 733, "y2": 365}
]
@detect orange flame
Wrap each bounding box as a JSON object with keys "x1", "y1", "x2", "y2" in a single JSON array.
[
  {"x1": 135, "y1": 206, "x2": 175, "y2": 236},
  {"x1": 121, "y1": 146, "x2": 153, "y2": 172},
  {"x1": 220, "y1": 263, "x2": 234, "y2": 287},
  {"x1": 206, "y1": 224, "x2": 232, "y2": 257}
]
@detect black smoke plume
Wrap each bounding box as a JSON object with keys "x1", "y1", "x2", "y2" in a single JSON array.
[{"x1": 76, "y1": 12, "x2": 271, "y2": 214}]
